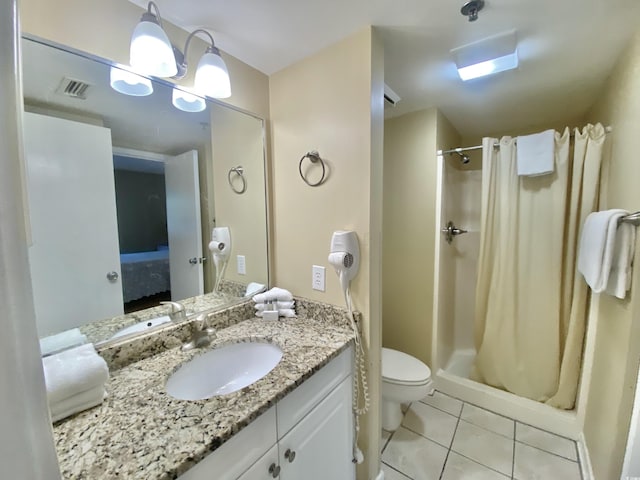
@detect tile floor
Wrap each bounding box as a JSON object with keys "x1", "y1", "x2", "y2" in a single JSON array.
[{"x1": 381, "y1": 391, "x2": 583, "y2": 480}]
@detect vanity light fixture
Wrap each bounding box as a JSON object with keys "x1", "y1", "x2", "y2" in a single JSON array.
[
  {"x1": 172, "y1": 88, "x2": 207, "y2": 112},
  {"x1": 129, "y1": 1, "x2": 177, "y2": 78},
  {"x1": 452, "y1": 30, "x2": 519, "y2": 81},
  {"x1": 173, "y1": 29, "x2": 232, "y2": 99},
  {"x1": 109, "y1": 66, "x2": 153, "y2": 96}
]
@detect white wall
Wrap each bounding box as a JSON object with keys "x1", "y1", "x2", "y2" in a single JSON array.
[{"x1": 0, "y1": 0, "x2": 60, "y2": 476}]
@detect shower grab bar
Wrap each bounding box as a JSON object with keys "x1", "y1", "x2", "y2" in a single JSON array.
[{"x1": 620, "y1": 212, "x2": 640, "y2": 226}]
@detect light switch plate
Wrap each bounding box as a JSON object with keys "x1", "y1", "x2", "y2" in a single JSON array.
[
  {"x1": 237, "y1": 255, "x2": 246, "y2": 275},
  {"x1": 312, "y1": 265, "x2": 325, "y2": 291}
]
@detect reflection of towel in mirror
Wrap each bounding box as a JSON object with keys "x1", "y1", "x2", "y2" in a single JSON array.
[
  {"x1": 245, "y1": 282, "x2": 266, "y2": 297},
  {"x1": 42, "y1": 343, "x2": 109, "y2": 405},
  {"x1": 253, "y1": 287, "x2": 294, "y2": 303},
  {"x1": 39, "y1": 328, "x2": 87, "y2": 357},
  {"x1": 50, "y1": 385, "x2": 107, "y2": 422},
  {"x1": 255, "y1": 301, "x2": 295, "y2": 311}
]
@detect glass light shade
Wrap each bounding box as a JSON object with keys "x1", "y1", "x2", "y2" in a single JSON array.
[
  {"x1": 457, "y1": 51, "x2": 519, "y2": 81},
  {"x1": 194, "y1": 50, "x2": 231, "y2": 98},
  {"x1": 130, "y1": 20, "x2": 177, "y2": 77},
  {"x1": 110, "y1": 66, "x2": 153, "y2": 96},
  {"x1": 172, "y1": 88, "x2": 206, "y2": 112}
]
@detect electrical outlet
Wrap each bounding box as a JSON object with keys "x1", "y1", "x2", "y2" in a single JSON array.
[
  {"x1": 312, "y1": 265, "x2": 325, "y2": 291},
  {"x1": 237, "y1": 255, "x2": 246, "y2": 275}
]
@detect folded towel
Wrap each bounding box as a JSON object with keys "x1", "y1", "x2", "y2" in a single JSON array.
[
  {"x1": 245, "y1": 282, "x2": 266, "y2": 297},
  {"x1": 605, "y1": 221, "x2": 636, "y2": 299},
  {"x1": 39, "y1": 328, "x2": 87, "y2": 357},
  {"x1": 42, "y1": 344, "x2": 109, "y2": 405},
  {"x1": 253, "y1": 287, "x2": 294, "y2": 303},
  {"x1": 578, "y1": 209, "x2": 628, "y2": 293},
  {"x1": 50, "y1": 385, "x2": 107, "y2": 422},
  {"x1": 255, "y1": 300, "x2": 295, "y2": 311},
  {"x1": 516, "y1": 129, "x2": 555, "y2": 176}
]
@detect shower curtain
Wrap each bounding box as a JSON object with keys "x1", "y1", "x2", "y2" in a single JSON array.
[{"x1": 472, "y1": 124, "x2": 607, "y2": 409}]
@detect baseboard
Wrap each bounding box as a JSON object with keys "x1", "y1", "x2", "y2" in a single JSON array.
[{"x1": 578, "y1": 432, "x2": 594, "y2": 480}]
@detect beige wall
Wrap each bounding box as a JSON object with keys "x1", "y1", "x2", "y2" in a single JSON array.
[
  {"x1": 382, "y1": 108, "x2": 460, "y2": 367},
  {"x1": 211, "y1": 106, "x2": 268, "y2": 286},
  {"x1": 19, "y1": 0, "x2": 269, "y2": 119},
  {"x1": 269, "y1": 27, "x2": 383, "y2": 479},
  {"x1": 583, "y1": 29, "x2": 640, "y2": 480}
]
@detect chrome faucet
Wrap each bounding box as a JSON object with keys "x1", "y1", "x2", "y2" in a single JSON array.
[
  {"x1": 182, "y1": 313, "x2": 217, "y2": 351},
  {"x1": 160, "y1": 301, "x2": 186, "y2": 322}
]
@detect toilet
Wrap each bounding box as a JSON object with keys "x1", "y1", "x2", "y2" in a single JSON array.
[{"x1": 381, "y1": 347, "x2": 433, "y2": 431}]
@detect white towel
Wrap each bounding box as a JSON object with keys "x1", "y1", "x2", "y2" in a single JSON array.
[
  {"x1": 245, "y1": 282, "x2": 266, "y2": 297},
  {"x1": 578, "y1": 209, "x2": 628, "y2": 293},
  {"x1": 255, "y1": 308, "x2": 297, "y2": 318},
  {"x1": 253, "y1": 287, "x2": 294, "y2": 303},
  {"x1": 50, "y1": 385, "x2": 107, "y2": 422},
  {"x1": 605, "y1": 222, "x2": 636, "y2": 299},
  {"x1": 42, "y1": 344, "x2": 109, "y2": 405},
  {"x1": 255, "y1": 300, "x2": 295, "y2": 311},
  {"x1": 516, "y1": 129, "x2": 555, "y2": 176},
  {"x1": 39, "y1": 328, "x2": 87, "y2": 357}
]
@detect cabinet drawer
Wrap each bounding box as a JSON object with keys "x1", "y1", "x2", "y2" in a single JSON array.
[
  {"x1": 179, "y1": 406, "x2": 277, "y2": 480},
  {"x1": 277, "y1": 346, "x2": 352, "y2": 438}
]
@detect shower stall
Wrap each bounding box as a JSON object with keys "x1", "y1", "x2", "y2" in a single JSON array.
[{"x1": 430, "y1": 147, "x2": 598, "y2": 440}]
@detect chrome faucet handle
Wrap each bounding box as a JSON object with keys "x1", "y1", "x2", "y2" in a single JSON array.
[
  {"x1": 181, "y1": 313, "x2": 216, "y2": 351},
  {"x1": 160, "y1": 301, "x2": 186, "y2": 322}
]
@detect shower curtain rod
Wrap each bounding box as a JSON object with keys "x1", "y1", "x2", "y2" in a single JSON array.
[{"x1": 438, "y1": 126, "x2": 613, "y2": 156}]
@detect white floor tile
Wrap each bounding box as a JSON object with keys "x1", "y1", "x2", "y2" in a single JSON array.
[
  {"x1": 514, "y1": 442, "x2": 581, "y2": 480},
  {"x1": 461, "y1": 404, "x2": 514, "y2": 439},
  {"x1": 382, "y1": 426, "x2": 448, "y2": 480},
  {"x1": 451, "y1": 420, "x2": 514, "y2": 476},
  {"x1": 402, "y1": 402, "x2": 459, "y2": 447},
  {"x1": 382, "y1": 429, "x2": 392, "y2": 453},
  {"x1": 420, "y1": 391, "x2": 463, "y2": 417},
  {"x1": 381, "y1": 462, "x2": 413, "y2": 480},
  {"x1": 515, "y1": 423, "x2": 577, "y2": 460},
  {"x1": 441, "y1": 452, "x2": 510, "y2": 480}
]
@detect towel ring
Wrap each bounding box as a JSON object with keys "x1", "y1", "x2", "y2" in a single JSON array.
[
  {"x1": 299, "y1": 151, "x2": 326, "y2": 187},
  {"x1": 228, "y1": 166, "x2": 247, "y2": 194}
]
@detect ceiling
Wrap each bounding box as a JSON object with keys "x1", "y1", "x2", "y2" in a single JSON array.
[{"x1": 129, "y1": 0, "x2": 640, "y2": 138}]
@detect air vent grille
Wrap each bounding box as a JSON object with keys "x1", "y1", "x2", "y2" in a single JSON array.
[{"x1": 56, "y1": 77, "x2": 91, "y2": 99}]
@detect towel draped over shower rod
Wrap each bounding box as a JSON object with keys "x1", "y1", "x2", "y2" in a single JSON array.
[{"x1": 438, "y1": 126, "x2": 613, "y2": 156}]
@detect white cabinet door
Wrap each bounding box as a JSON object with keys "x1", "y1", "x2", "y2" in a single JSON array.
[
  {"x1": 23, "y1": 112, "x2": 123, "y2": 336},
  {"x1": 165, "y1": 149, "x2": 203, "y2": 301},
  {"x1": 279, "y1": 377, "x2": 354, "y2": 480},
  {"x1": 238, "y1": 445, "x2": 280, "y2": 480}
]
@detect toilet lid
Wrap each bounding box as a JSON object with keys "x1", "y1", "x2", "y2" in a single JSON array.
[{"x1": 382, "y1": 348, "x2": 431, "y2": 386}]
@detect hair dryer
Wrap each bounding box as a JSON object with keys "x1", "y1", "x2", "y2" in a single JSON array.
[
  {"x1": 328, "y1": 231, "x2": 360, "y2": 300},
  {"x1": 209, "y1": 227, "x2": 231, "y2": 291}
]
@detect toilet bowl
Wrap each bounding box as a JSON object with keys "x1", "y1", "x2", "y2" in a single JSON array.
[{"x1": 381, "y1": 347, "x2": 433, "y2": 431}]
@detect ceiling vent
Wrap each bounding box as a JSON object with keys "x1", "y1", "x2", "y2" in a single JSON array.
[
  {"x1": 384, "y1": 83, "x2": 401, "y2": 108},
  {"x1": 56, "y1": 77, "x2": 91, "y2": 99}
]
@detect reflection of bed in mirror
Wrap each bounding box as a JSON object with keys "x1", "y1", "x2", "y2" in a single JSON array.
[{"x1": 119, "y1": 249, "x2": 170, "y2": 304}]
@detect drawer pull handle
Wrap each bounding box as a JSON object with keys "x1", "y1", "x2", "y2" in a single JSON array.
[
  {"x1": 284, "y1": 448, "x2": 296, "y2": 463},
  {"x1": 268, "y1": 463, "x2": 280, "y2": 477}
]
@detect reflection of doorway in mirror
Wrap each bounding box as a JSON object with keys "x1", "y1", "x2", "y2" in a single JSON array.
[{"x1": 112, "y1": 147, "x2": 204, "y2": 312}]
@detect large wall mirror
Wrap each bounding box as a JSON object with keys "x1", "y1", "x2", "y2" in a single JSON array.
[{"x1": 22, "y1": 35, "x2": 269, "y2": 349}]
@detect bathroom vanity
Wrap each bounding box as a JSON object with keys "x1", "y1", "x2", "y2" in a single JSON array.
[{"x1": 52, "y1": 299, "x2": 356, "y2": 479}]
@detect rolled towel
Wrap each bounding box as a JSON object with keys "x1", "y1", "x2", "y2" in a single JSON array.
[
  {"x1": 43, "y1": 344, "x2": 109, "y2": 405},
  {"x1": 578, "y1": 209, "x2": 628, "y2": 292},
  {"x1": 39, "y1": 328, "x2": 87, "y2": 357},
  {"x1": 253, "y1": 287, "x2": 293, "y2": 303},
  {"x1": 255, "y1": 300, "x2": 295, "y2": 311},
  {"x1": 50, "y1": 385, "x2": 107, "y2": 423}
]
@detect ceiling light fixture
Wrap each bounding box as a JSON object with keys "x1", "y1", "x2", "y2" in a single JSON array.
[
  {"x1": 129, "y1": 2, "x2": 177, "y2": 78},
  {"x1": 172, "y1": 88, "x2": 206, "y2": 112},
  {"x1": 110, "y1": 66, "x2": 153, "y2": 96},
  {"x1": 173, "y1": 29, "x2": 232, "y2": 99},
  {"x1": 451, "y1": 30, "x2": 519, "y2": 81}
]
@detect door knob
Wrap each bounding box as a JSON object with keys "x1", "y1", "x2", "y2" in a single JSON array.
[
  {"x1": 189, "y1": 257, "x2": 198, "y2": 265},
  {"x1": 106, "y1": 271, "x2": 119, "y2": 282}
]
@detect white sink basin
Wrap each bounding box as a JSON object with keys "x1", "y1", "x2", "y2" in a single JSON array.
[
  {"x1": 166, "y1": 342, "x2": 283, "y2": 400},
  {"x1": 111, "y1": 315, "x2": 172, "y2": 339}
]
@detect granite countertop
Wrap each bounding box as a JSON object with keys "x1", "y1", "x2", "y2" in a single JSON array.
[{"x1": 53, "y1": 310, "x2": 355, "y2": 479}]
